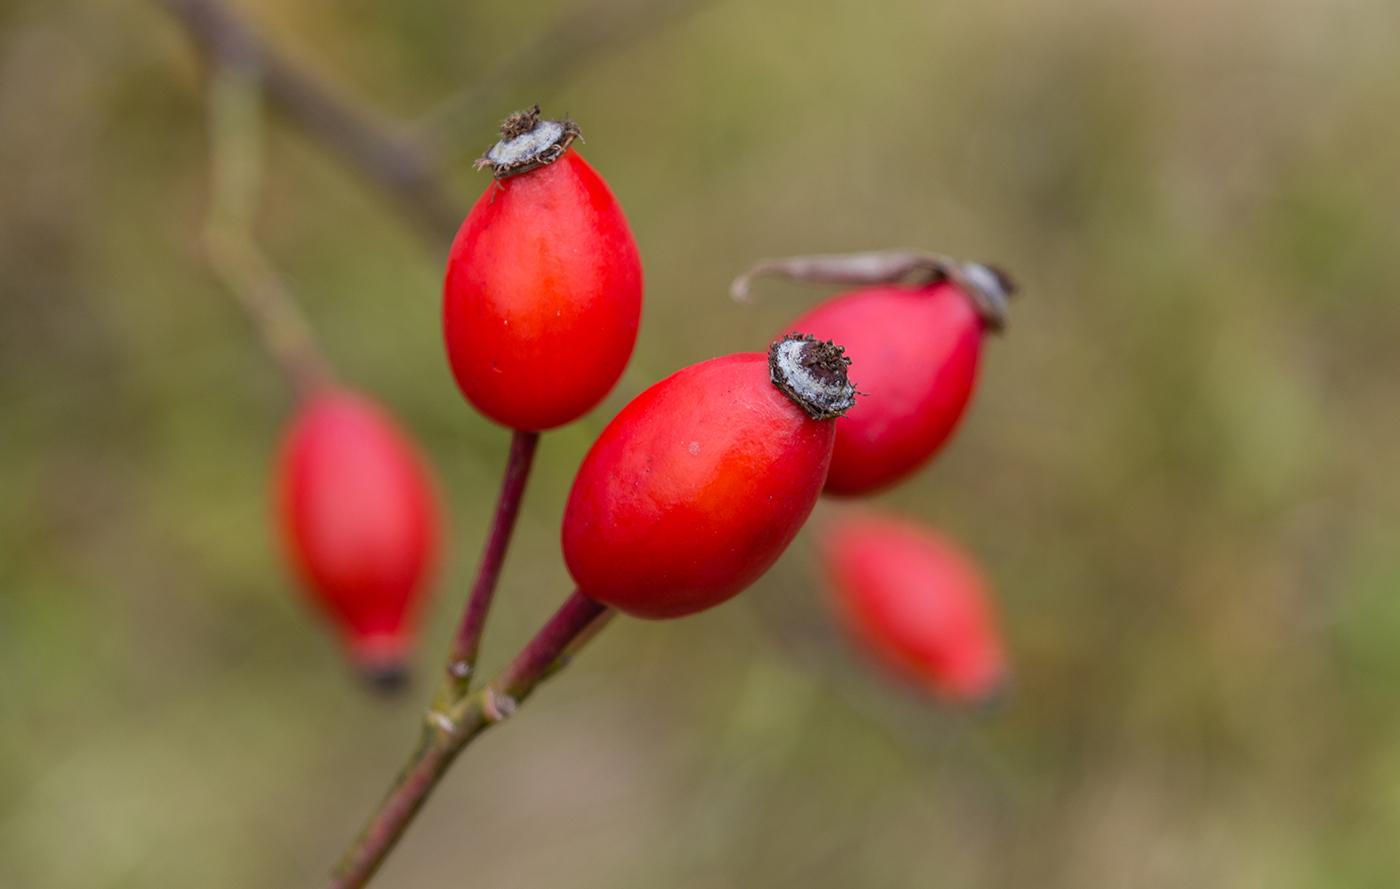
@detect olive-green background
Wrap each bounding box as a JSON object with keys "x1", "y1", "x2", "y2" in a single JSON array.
[{"x1": 4, "y1": 0, "x2": 1399, "y2": 886}]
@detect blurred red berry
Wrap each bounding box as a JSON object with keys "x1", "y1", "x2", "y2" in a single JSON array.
[
  {"x1": 787, "y1": 279, "x2": 988, "y2": 495},
  {"x1": 443, "y1": 107, "x2": 643, "y2": 432},
  {"x1": 276, "y1": 389, "x2": 440, "y2": 684},
  {"x1": 822, "y1": 512, "x2": 1008, "y2": 703},
  {"x1": 735, "y1": 250, "x2": 1013, "y2": 496},
  {"x1": 563, "y1": 335, "x2": 857, "y2": 618}
]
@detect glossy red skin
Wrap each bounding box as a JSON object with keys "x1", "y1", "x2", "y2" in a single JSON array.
[
  {"x1": 563, "y1": 354, "x2": 836, "y2": 619},
  {"x1": 785, "y1": 282, "x2": 982, "y2": 496},
  {"x1": 443, "y1": 149, "x2": 643, "y2": 431},
  {"x1": 276, "y1": 390, "x2": 440, "y2": 666},
  {"x1": 823, "y1": 513, "x2": 1007, "y2": 702}
]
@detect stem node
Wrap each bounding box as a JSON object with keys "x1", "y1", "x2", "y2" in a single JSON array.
[
  {"x1": 424, "y1": 709, "x2": 458, "y2": 736},
  {"x1": 482, "y1": 690, "x2": 518, "y2": 723}
]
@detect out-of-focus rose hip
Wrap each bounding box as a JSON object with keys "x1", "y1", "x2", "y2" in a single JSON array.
[
  {"x1": 822, "y1": 511, "x2": 1008, "y2": 703},
  {"x1": 734, "y1": 250, "x2": 1014, "y2": 495},
  {"x1": 277, "y1": 389, "x2": 441, "y2": 687}
]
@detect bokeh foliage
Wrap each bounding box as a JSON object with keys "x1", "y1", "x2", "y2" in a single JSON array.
[{"x1": 3, "y1": 0, "x2": 1400, "y2": 886}]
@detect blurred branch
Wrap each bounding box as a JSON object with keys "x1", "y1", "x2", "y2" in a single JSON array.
[
  {"x1": 328, "y1": 591, "x2": 611, "y2": 889},
  {"x1": 417, "y1": 0, "x2": 710, "y2": 150},
  {"x1": 158, "y1": 0, "x2": 462, "y2": 247},
  {"x1": 162, "y1": 0, "x2": 714, "y2": 243},
  {"x1": 204, "y1": 53, "x2": 333, "y2": 399}
]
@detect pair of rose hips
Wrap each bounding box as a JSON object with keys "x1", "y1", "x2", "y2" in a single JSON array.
[
  {"x1": 277, "y1": 105, "x2": 1009, "y2": 702},
  {"x1": 736, "y1": 252, "x2": 1014, "y2": 702}
]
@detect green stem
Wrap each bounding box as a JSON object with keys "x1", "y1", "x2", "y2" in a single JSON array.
[{"x1": 203, "y1": 41, "x2": 334, "y2": 400}]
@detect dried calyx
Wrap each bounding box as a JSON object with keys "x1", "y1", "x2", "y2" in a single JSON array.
[
  {"x1": 769, "y1": 334, "x2": 858, "y2": 420},
  {"x1": 359, "y1": 661, "x2": 409, "y2": 696},
  {"x1": 474, "y1": 104, "x2": 581, "y2": 179},
  {"x1": 948, "y1": 261, "x2": 1016, "y2": 333},
  {"x1": 730, "y1": 250, "x2": 1018, "y2": 333}
]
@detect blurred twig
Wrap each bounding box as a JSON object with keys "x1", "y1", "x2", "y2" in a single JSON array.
[
  {"x1": 162, "y1": 0, "x2": 714, "y2": 245},
  {"x1": 204, "y1": 52, "x2": 333, "y2": 399},
  {"x1": 159, "y1": 0, "x2": 462, "y2": 247},
  {"x1": 416, "y1": 0, "x2": 711, "y2": 150}
]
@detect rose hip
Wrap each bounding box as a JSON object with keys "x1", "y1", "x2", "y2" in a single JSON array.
[
  {"x1": 443, "y1": 106, "x2": 643, "y2": 432},
  {"x1": 562, "y1": 335, "x2": 857, "y2": 619},
  {"x1": 822, "y1": 511, "x2": 1008, "y2": 703},
  {"x1": 276, "y1": 389, "x2": 440, "y2": 686},
  {"x1": 734, "y1": 250, "x2": 1014, "y2": 496}
]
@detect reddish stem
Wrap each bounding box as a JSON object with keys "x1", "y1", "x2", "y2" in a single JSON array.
[
  {"x1": 499, "y1": 590, "x2": 608, "y2": 697},
  {"x1": 327, "y1": 590, "x2": 611, "y2": 889},
  {"x1": 446, "y1": 429, "x2": 539, "y2": 690}
]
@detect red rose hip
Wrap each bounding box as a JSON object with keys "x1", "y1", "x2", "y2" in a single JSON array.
[
  {"x1": 822, "y1": 511, "x2": 1008, "y2": 703},
  {"x1": 276, "y1": 389, "x2": 441, "y2": 685},
  {"x1": 735, "y1": 250, "x2": 1014, "y2": 496},
  {"x1": 443, "y1": 106, "x2": 643, "y2": 431},
  {"x1": 562, "y1": 335, "x2": 857, "y2": 619}
]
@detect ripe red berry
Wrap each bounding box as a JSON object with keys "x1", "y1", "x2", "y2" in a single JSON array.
[
  {"x1": 276, "y1": 389, "x2": 441, "y2": 685},
  {"x1": 821, "y1": 512, "x2": 1008, "y2": 703},
  {"x1": 735, "y1": 251, "x2": 1013, "y2": 496},
  {"x1": 562, "y1": 335, "x2": 857, "y2": 619},
  {"x1": 443, "y1": 106, "x2": 643, "y2": 432}
]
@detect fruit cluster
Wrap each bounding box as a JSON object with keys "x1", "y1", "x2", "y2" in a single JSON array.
[{"x1": 270, "y1": 105, "x2": 1015, "y2": 709}]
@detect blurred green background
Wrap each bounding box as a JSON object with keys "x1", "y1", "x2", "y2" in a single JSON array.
[{"x1": 4, "y1": 0, "x2": 1400, "y2": 886}]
